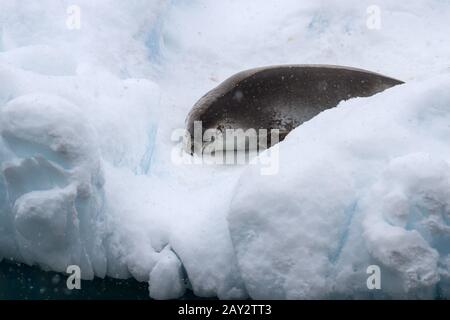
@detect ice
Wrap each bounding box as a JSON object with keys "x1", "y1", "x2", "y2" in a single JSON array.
[
  {"x1": 0, "y1": 45, "x2": 78, "y2": 76},
  {"x1": 149, "y1": 246, "x2": 186, "y2": 300},
  {"x1": 229, "y1": 75, "x2": 450, "y2": 299},
  {"x1": 1, "y1": 0, "x2": 450, "y2": 299},
  {"x1": 0, "y1": 94, "x2": 106, "y2": 279}
]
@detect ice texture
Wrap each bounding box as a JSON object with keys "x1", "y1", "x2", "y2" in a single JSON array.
[
  {"x1": 0, "y1": 94, "x2": 106, "y2": 279},
  {"x1": 229, "y1": 76, "x2": 450, "y2": 299},
  {"x1": 1, "y1": 0, "x2": 450, "y2": 300}
]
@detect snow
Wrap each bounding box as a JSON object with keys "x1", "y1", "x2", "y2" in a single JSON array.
[
  {"x1": 1, "y1": 0, "x2": 450, "y2": 299},
  {"x1": 1, "y1": 94, "x2": 106, "y2": 279},
  {"x1": 229, "y1": 75, "x2": 450, "y2": 299},
  {"x1": 148, "y1": 246, "x2": 185, "y2": 300}
]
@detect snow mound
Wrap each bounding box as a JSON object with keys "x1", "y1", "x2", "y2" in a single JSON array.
[
  {"x1": 0, "y1": 94, "x2": 106, "y2": 279},
  {"x1": 149, "y1": 246, "x2": 186, "y2": 300},
  {"x1": 0, "y1": 0, "x2": 163, "y2": 285},
  {"x1": 228, "y1": 75, "x2": 450, "y2": 299}
]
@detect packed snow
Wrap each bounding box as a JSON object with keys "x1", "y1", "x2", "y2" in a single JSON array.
[
  {"x1": 1, "y1": 0, "x2": 450, "y2": 299},
  {"x1": 229, "y1": 76, "x2": 450, "y2": 299}
]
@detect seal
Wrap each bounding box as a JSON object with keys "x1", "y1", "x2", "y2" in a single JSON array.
[{"x1": 186, "y1": 65, "x2": 403, "y2": 154}]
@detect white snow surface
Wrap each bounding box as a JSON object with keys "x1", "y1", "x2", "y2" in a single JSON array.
[
  {"x1": 1, "y1": 0, "x2": 450, "y2": 299},
  {"x1": 229, "y1": 76, "x2": 450, "y2": 299}
]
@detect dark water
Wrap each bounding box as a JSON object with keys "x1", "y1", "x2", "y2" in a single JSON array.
[{"x1": 0, "y1": 260, "x2": 203, "y2": 300}]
